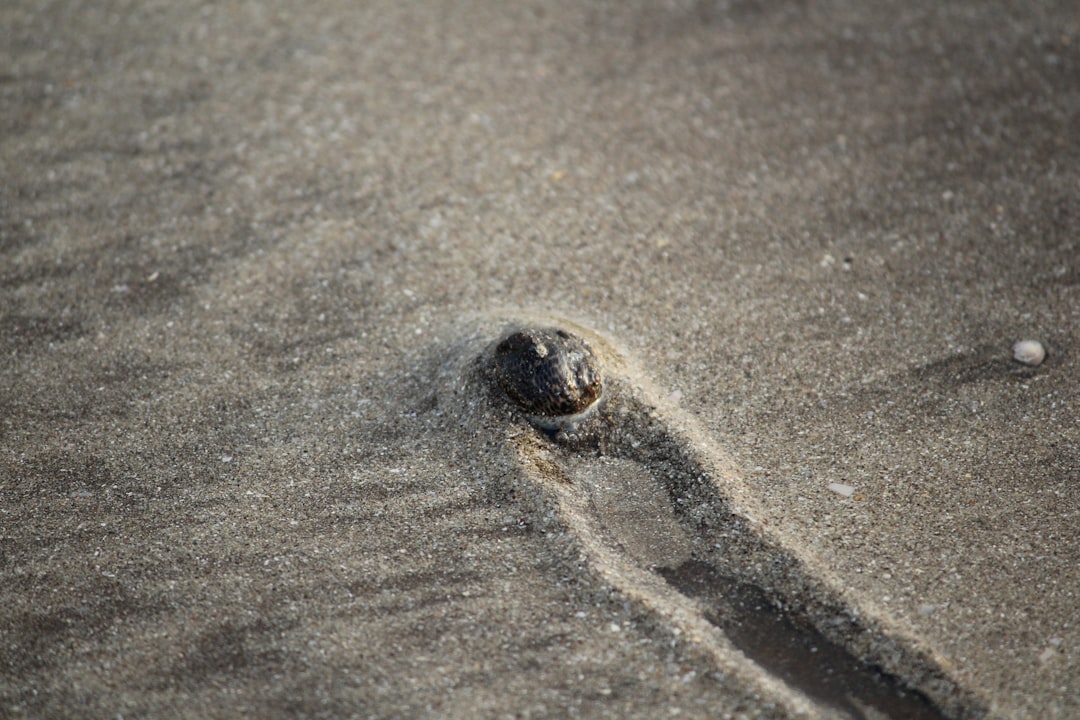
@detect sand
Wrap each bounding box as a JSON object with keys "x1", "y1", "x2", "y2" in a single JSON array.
[{"x1": 2, "y1": 1, "x2": 1078, "y2": 718}]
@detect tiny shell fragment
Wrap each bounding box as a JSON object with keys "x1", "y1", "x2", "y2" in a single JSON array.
[
  {"x1": 1012, "y1": 339, "x2": 1046, "y2": 366},
  {"x1": 827, "y1": 482, "x2": 855, "y2": 497}
]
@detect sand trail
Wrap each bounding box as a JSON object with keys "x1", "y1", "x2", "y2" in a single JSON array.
[{"x1": 437, "y1": 311, "x2": 985, "y2": 720}]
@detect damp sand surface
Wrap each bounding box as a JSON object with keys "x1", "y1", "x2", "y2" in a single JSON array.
[{"x1": 3, "y1": 1, "x2": 1079, "y2": 718}]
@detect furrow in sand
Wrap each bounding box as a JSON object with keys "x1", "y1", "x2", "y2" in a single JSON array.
[{"x1": 437, "y1": 311, "x2": 987, "y2": 720}]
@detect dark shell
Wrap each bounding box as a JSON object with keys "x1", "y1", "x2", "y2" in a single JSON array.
[{"x1": 492, "y1": 327, "x2": 602, "y2": 418}]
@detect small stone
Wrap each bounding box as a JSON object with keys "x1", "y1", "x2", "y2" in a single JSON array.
[
  {"x1": 1012, "y1": 339, "x2": 1046, "y2": 366},
  {"x1": 827, "y1": 482, "x2": 855, "y2": 497},
  {"x1": 491, "y1": 327, "x2": 602, "y2": 419}
]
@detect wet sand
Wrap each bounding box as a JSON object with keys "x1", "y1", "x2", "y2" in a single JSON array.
[{"x1": 2, "y1": 1, "x2": 1078, "y2": 718}]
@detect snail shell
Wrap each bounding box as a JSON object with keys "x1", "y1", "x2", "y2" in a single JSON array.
[{"x1": 492, "y1": 327, "x2": 603, "y2": 421}]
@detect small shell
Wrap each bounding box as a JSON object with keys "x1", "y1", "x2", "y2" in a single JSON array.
[
  {"x1": 1012, "y1": 339, "x2": 1046, "y2": 366},
  {"x1": 492, "y1": 327, "x2": 602, "y2": 419}
]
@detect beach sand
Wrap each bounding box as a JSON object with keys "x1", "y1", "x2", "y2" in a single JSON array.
[{"x1": 2, "y1": 1, "x2": 1078, "y2": 717}]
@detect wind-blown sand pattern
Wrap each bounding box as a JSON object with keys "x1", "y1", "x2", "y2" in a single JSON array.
[
  {"x1": 4, "y1": 0, "x2": 1078, "y2": 717},
  {"x1": 438, "y1": 312, "x2": 984, "y2": 720}
]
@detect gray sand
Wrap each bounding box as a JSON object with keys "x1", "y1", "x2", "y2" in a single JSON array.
[{"x1": 2, "y1": 1, "x2": 1078, "y2": 718}]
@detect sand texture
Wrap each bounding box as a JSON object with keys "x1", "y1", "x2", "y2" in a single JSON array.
[{"x1": 2, "y1": 1, "x2": 1078, "y2": 718}]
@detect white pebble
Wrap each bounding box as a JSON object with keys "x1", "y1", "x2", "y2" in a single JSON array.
[
  {"x1": 827, "y1": 482, "x2": 855, "y2": 497},
  {"x1": 1012, "y1": 339, "x2": 1046, "y2": 366}
]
